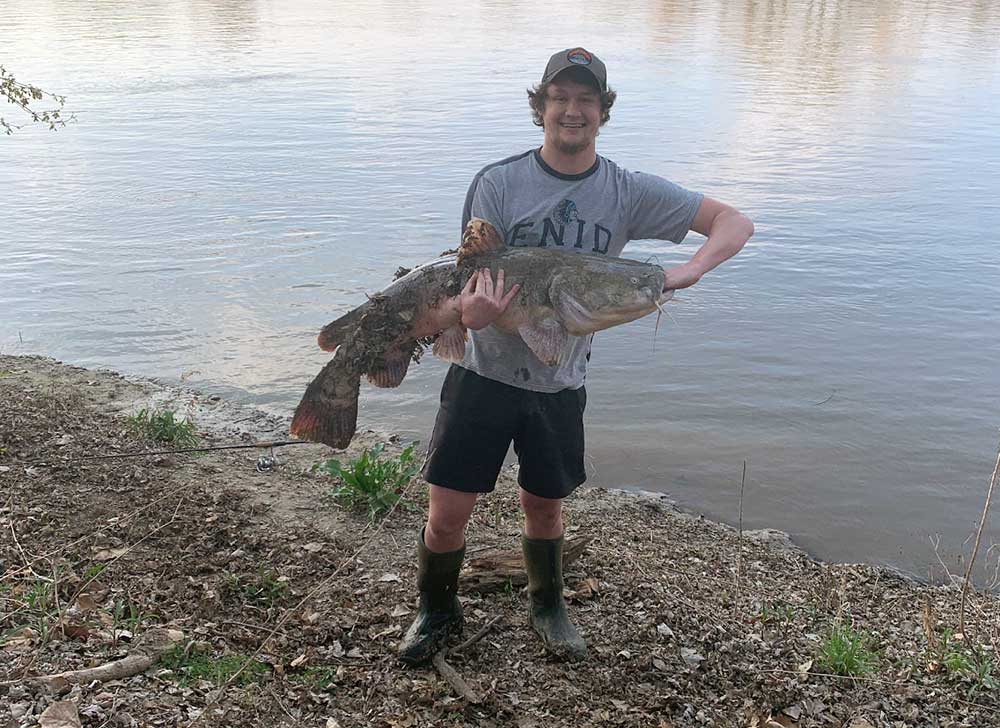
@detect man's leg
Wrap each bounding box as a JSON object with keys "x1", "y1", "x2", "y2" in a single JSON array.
[
  {"x1": 520, "y1": 489, "x2": 563, "y2": 539},
  {"x1": 398, "y1": 487, "x2": 477, "y2": 665},
  {"x1": 426, "y1": 485, "x2": 478, "y2": 552},
  {"x1": 520, "y1": 489, "x2": 588, "y2": 660},
  {"x1": 514, "y1": 385, "x2": 589, "y2": 661}
]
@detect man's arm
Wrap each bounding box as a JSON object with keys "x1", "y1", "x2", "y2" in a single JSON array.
[{"x1": 663, "y1": 196, "x2": 754, "y2": 291}]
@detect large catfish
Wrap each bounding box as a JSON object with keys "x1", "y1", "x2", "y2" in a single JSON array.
[{"x1": 290, "y1": 219, "x2": 668, "y2": 448}]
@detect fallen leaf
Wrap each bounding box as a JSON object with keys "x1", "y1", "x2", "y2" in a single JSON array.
[
  {"x1": 303, "y1": 542, "x2": 324, "y2": 553},
  {"x1": 91, "y1": 546, "x2": 128, "y2": 562},
  {"x1": 680, "y1": 647, "x2": 704, "y2": 667},
  {"x1": 378, "y1": 573, "x2": 401, "y2": 583},
  {"x1": 39, "y1": 701, "x2": 82, "y2": 728},
  {"x1": 656, "y1": 623, "x2": 674, "y2": 638},
  {"x1": 391, "y1": 604, "x2": 411, "y2": 618},
  {"x1": 325, "y1": 719, "x2": 341, "y2": 728},
  {"x1": 290, "y1": 653, "x2": 308, "y2": 668}
]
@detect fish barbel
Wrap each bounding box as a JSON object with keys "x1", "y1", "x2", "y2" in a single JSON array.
[{"x1": 290, "y1": 219, "x2": 668, "y2": 448}]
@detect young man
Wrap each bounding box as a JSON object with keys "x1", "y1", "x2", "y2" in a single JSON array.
[{"x1": 399, "y1": 48, "x2": 754, "y2": 665}]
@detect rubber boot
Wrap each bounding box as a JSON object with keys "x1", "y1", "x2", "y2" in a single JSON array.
[
  {"x1": 522, "y1": 534, "x2": 588, "y2": 661},
  {"x1": 397, "y1": 529, "x2": 464, "y2": 666}
]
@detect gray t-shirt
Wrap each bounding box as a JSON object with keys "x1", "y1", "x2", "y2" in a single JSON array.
[{"x1": 460, "y1": 148, "x2": 702, "y2": 392}]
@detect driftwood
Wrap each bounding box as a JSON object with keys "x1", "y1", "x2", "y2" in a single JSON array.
[
  {"x1": 28, "y1": 627, "x2": 184, "y2": 690},
  {"x1": 459, "y1": 534, "x2": 591, "y2": 593}
]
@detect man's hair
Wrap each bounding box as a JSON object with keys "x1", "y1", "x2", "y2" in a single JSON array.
[{"x1": 526, "y1": 66, "x2": 617, "y2": 128}]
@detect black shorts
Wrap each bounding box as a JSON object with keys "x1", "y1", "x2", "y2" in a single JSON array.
[{"x1": 421, "y1": 365, "x2": 587, "y2": 500}]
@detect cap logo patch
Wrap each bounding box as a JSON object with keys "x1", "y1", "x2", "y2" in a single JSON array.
[{"x1": 567, "y1": 48, "x2": 592, "y2": 65}]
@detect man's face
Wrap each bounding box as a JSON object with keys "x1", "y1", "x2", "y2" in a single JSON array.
[{"x1": 541, "y1": 76, "x2": 602, "y2": 156}]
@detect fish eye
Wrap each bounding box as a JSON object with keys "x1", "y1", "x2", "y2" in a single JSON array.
[{"x1": 629, "y1": 277, "x2": 638, "y2": 284}]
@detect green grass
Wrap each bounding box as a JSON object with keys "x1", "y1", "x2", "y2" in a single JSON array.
[
  {"x1": 816, "y1": 622, "x2": 879, "y2": 677},
  {"x1": 222, "y1": 569, "x2": 289, "y2": 607},
  {"x1": 314, "y1": 442, "x2": 419, "y2": 523},
  {"x1": 288, "y1": 666, "x2": 338, "y2": 690},
  {"x1": 160, "y1": 645, "x2": 269, "y2": 686},
  {"x1": 127, "y1": 407, "x2": 199, "y2": 448}
]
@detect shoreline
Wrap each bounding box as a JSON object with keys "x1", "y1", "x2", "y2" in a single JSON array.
[{"x1": 2, "y1": 353, "x2": 998, "y2": 727}]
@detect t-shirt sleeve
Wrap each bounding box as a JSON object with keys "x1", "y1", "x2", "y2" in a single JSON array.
[
  {"x1": 627, "y1": 171, "x2": 703, "y2": 243},
  {"x1": 461, "y1": 172, "x2": 506, "y2": 241}
]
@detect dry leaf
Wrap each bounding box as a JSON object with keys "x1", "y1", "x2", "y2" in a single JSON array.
[
  {"x1": 391, "y1": 604, "x2": 411, "y2": 617},
  {"x1": 290, "y1": 653, "x2": 308, "y2": 668},
  {"x1": 91, "y1": 546, "x2": 128, "y2": 562},
  {"x1": 378, "y1": 573, "x2": 401, "y2": 583},
  {"x1": 39, "y1": 701, "x2": 82, "y2": 728},
  {"x1": 680, "y1": 647, "x2": 704, "y2": 667}
]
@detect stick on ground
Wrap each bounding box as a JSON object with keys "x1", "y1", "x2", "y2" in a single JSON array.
[{"x1": 432, "y1": 650, "x2": 481, "y2": 704}]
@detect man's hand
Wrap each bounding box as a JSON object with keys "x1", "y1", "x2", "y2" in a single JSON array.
[
  {"x1": 460, "y1": 268, "x2": 521, "y2": 330},
  {"x1": 662, "y1": 262, "x2": 704, "y2": 292}
]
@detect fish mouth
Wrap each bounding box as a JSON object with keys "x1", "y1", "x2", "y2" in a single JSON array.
[{"x1": 557, "y1": 288, "x2": 659, "y2": 335}]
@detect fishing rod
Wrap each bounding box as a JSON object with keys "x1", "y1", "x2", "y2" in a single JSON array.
[{"x1": 14, "y1": 439, "x2": 316, "y2": 471}]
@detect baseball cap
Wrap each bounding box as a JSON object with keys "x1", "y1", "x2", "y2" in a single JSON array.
[{"x1": 541, "y1": 47, "x2": 607, "y2": 92}]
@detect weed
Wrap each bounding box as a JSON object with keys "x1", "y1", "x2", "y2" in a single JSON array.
[
  {"x1": 314, "y1": 442, "x2": 419, "y2": 523},
  {"x1": 932, "y1": 629, "x2": 998, "y2": 695},
  {"x1": 111, "y1": 597, "x2": 143, "y2": 644},
  {"x1": 161, "y1": 645, "x2": 268, "y2": 686},
  {"x1": 223, "y1": 569, "x2": 289, "y2": 607},
  {"x1": 127, "y1": 408, "x2": 198, "y2": 448},
  {"x1": 82, "y1": 563, "x2": 106, "y2": 582},
  {"x1": 289, "y1": 666, "x2": 338, "y2": 690},
  {"x1": 816, "y1": 622, "x2": 879, "y2": 676}
]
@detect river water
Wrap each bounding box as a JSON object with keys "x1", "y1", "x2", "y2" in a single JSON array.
[{"x1": 3, "y1": 0, "x2": 999, "y2": 582}]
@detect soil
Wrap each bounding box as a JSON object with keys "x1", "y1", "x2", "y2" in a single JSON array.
[{"x1": 1, "y1": 354, "x2": 998, "y2": 728}]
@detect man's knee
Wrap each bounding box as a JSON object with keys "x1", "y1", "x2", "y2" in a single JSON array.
[
  {"x1": 426, "y1": 485, "x2": 477, "y2": 551},
  {"x1": 520, "y1": 488, "x2": 563, "y2": 537}
]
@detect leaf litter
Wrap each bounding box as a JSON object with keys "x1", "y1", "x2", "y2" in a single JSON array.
[{"x1": 1, "y1": 354, "x2": 998, "y2": 727}]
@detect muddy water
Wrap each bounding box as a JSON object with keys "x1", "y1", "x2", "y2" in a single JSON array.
[{"x1": 2, "y1": 0, "x2": 999, "y2": 582}]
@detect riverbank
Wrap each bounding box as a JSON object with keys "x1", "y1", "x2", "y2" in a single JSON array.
[{"x1": 1, "y1": 355, "x2": 997, "y2": 727}]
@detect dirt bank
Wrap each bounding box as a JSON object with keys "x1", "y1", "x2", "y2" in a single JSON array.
[{"x1": 1, "y1": 355, "x2": 997, "y2": 727}]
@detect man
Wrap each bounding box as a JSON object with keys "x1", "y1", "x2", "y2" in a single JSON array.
[{"x1": 399, "y1": 48, "x2": 753, "y2": 665}]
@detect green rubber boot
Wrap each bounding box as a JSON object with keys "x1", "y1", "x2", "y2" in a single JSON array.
[
  {"x1": 522, "y1": 534, "x2": 588, "y2": 661},
  {"x1": 397, "y1": 529, "x2": 464, "y2": 666}
]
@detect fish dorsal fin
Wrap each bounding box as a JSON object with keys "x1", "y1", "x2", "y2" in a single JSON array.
[
  {"x1": 457, "y1": 218, "x2": 504, "y2": 264},
  {"x1": 518, "y1": 318, "x2": 568, "y2": 367},
  {"x1": 432, "y1": 324, "x2": 468, "y2": 363}
]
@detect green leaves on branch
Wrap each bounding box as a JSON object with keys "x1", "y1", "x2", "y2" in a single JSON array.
[
  {"x1": 314, "y1": 442, "x2": 420, "y2": 523},
  {"x1": 1, "y1": 65, "x2": 74, "y2": 135}
]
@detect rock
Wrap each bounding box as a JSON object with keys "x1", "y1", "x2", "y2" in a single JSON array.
[{"x1": 743, "y1": 528, "x2": 802, "y2": 554}]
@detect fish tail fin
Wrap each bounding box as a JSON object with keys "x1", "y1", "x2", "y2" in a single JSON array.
[
  {"x1": 457, "y1": 218, "x2": 504, "y2": 264},
  {"x1": 290, "y1": 347, "x2": 361, "y2": 448},
  {"x1": 317, "y1": 305, "x2": 368, "y2": 352}
]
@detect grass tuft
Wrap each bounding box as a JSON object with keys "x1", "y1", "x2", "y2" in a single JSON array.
[
  {"x1": 314, "y1": 442, "x2": 419, "y2": 523},
  {"x1": 160, "y1": 645, "x2": 269, "y2": 686},
  {"x1": 127, "y1": 407, "x2": 199, "y2": 448},
  {"x1": 816, "y1": 622, "x2": 879, "y2": 676}
]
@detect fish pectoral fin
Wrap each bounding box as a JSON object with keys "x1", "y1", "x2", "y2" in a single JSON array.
[
  {"x1": 432, "y1": 324, "x2": 467, "y2": 363},
  {"x1": 366, "y1": 345, "x2": 414, "y2": 388},
  {"x1": 518, "y1": 319, "x2": 568, "y2": 366}
]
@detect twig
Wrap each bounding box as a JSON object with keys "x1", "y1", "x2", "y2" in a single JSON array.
[
  {"x1": 50, "y1": 559, "x2": 64, "y2": 640},
  {"x1": 451, "y1": 615, "x2": 502, "y2": 654},
  {"x1": 737, "y1": 459, "x2": 747, "y2": 603},
  {"x1": 959, "y1": 436, "x2": 1000, "y2": 635},
  {"x1": 432, "y1": 650, "x2": 481, "y2": 703}
]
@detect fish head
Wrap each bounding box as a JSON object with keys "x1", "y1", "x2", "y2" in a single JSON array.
[{"x1": 549, "y1": 257, "x2": 666, "y2": 335}]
